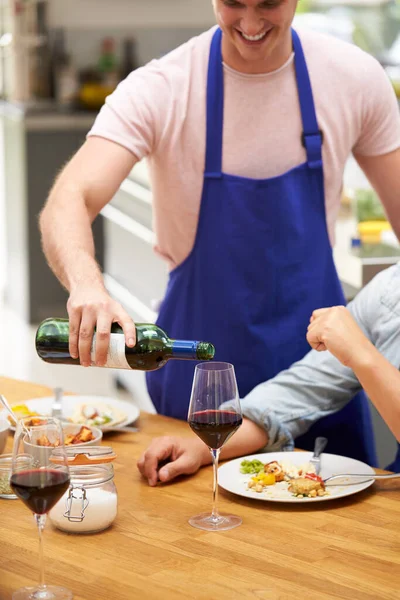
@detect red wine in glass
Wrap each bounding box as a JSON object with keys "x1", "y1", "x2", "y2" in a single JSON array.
[
  {"x1": 189, "y1": 410, "x2": 243, "y2": 449},
  {"x1": 11, "y1": 415, "x2": 72, "y2": 600},
  {"x1": 187, "y1": 362, "x2": 243, "y2": 532},
  {"x1": 10, "y1": 469, "x2": 70, "y2": 515}
]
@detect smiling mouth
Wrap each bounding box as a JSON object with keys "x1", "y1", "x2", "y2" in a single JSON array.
[{"x1": 237, "y1": 29, "x2": 271, "y2": 45}]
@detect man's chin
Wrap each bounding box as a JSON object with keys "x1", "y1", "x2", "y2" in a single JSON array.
[{"x1": 237, "y1": 45, "x2": 273, "y2": 64}]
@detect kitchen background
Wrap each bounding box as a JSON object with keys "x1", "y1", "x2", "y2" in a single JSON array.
[{"x1": 0, "y1": 0, "x2": 399, "y2": 467}]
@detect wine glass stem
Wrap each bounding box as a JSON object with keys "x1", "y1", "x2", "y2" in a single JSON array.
[
  {"x1": 35, "y1": 514, "x2": 47, "y2": 589},
  {"x1": 210, "y1": 448, "x2": 220, "y2": 519}
]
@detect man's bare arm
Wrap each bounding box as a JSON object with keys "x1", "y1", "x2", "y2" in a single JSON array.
[
  {"x1": 355, "y1": 147, "x2": 400, "y2": 241},
  {"x1": 307, "y1": 306, "x2": 400, "y2": 442},
  {"x1": 39, "y1": 137, "x2": 138, "y2": 365}
]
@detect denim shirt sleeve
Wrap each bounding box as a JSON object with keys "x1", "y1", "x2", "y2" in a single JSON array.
[{"x1": 239, "y1": 263, "x2": 400, "y2": 452}]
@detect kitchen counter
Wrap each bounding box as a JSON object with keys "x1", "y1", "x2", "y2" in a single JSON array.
[{"x1": 334, "y1": 211, "x2": 400, "y2": 295}]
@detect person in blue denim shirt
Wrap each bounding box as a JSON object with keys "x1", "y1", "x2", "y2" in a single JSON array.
[{"x1": 138, "y1": 264, "x2": 400, "y2": 485}]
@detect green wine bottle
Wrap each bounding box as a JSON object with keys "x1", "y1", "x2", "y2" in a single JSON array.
[{"x1": 35, "y1": 318, "x2": 215, "y2": 371}]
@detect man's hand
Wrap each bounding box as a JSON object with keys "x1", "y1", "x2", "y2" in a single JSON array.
[
  {"x1": 67, "y1": 285, "x2": 137, "y2": 367},
  {"x1": 137, "y1": 436, "x2": 211, "y2": 486},
  {"x1": 306, "y1": 306, "x2": 374, "y2": 369}
]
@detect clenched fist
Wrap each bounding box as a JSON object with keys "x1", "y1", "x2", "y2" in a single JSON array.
[{"x1": 306, "y1": 306, "x2": 375, "y2": 369}]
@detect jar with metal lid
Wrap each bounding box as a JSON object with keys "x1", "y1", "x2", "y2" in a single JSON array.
[{"x1": 48, "y1": 446, "x2": 117, "y2": 534}]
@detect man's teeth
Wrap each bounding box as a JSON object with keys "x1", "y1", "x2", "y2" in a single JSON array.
[{"x1": 241, "y1": 31, "x2": 267, "y2": 42}]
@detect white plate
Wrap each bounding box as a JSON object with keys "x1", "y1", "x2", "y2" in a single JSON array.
[
  {"x1": 218, "y1": 451, "x2": 376, "y2": 504},
  {"x1": 1, "y1": 395, "x2": 140, "y2": 432}
]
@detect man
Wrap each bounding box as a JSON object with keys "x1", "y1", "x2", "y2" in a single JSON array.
[
  {"x1": 137, "y1": 264, "x2": 400, "y2": 487},
  {"x1": 39, "y1": 0, "x2": 400, "y2": 463}
]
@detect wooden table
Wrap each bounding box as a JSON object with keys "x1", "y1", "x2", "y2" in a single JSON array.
[{"x1": 0, "y1": 377, "x2": 399, "y2": 600}]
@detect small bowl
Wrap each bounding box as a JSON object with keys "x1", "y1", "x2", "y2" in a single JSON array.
[
  {"x1": 62, "y1": 424, "x2": 103, "y2": 447},
  {"x1": 0, "y1": 418, "x2": 10, "y2": 455},
  {"x1": 23, "y1": 424, "x2": 103, "y2": 466}
]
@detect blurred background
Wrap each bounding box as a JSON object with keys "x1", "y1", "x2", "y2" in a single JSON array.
[{"x1": 0, "y1": 0, "x2": 399, "y2": 466}]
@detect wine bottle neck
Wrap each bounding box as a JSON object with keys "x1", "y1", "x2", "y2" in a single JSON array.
[{"x1": 169, "y1": 340, "x2": 215, "y2": 361}]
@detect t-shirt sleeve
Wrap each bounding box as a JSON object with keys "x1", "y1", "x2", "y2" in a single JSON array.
[
  {"x1": 353, "y1": 55, "x2": 400, "y2": 157},
  {"x1": 87, "y1": 62, "x2": 173, "y2": 161}
]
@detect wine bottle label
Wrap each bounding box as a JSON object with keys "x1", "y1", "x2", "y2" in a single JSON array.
[{"x1": 91, "y1": 333, "x2": 131, "y2": 369}]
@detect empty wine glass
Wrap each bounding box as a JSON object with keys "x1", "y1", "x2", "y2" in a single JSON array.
[
  {"x1": 11, "y1": 416, "x2": 72, "y2": 600},
  {"x1": 187, "y1": 362, "x2": 243, "y2": 531}
]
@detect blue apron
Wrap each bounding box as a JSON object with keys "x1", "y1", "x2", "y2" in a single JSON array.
[{"x1": 147, "y1": 28, "x2": 377, "y2": 466}]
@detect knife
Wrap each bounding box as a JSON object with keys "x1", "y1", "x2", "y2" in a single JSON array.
[{"x1": 309, "y1": 436, "x2": 328, "y2": 475}]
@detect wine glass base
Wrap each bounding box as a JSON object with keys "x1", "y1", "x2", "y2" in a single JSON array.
[
  {"x1": 189, "y1": 512, "x2": 242, "y2": 531},
  {"x1": 12, "y1": 585, "x2": 73, "y2": 600}
]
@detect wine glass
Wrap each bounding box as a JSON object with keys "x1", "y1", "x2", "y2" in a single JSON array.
[
  {"x1": 187, "y1": 362, "x2": 243, "y2": 531},
  {"x1": 10, "y1": 416, "x2": 72, "y2": 600}
]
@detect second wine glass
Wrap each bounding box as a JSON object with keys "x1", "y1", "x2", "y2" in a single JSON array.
[
  {"x1": 187, "y1": 362, "x2": 243, "y2": 531},
  {"x1": 10, "y1": 416, "x2": 72, "y2": 600}
]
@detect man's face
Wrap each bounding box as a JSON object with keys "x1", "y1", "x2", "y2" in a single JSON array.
[{"x1": 212, "y1": 0, "x2": 298, "y2": 73}]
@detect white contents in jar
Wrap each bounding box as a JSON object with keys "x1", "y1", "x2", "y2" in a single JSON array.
[{"x1": 49, "y1": 487, "x2": 118, "y2": 533}]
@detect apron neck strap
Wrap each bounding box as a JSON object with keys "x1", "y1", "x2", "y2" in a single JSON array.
[
  {"x1": 292, "y1": 28, "x2": 323, "y2": 169},
  {"x1": 205, "y1": 28, "x2": 224, "y2": 178},
  {"x1": 204, "y1": 28, "x2": 323, "y2": 175}
]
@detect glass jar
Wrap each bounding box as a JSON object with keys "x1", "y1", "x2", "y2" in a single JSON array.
[
  {"x1": 48, "y1": 446, "x2": 117, "y2": 534},
  {"x1": 0, "y1": 454, "x2": 32, "y2": 499}
]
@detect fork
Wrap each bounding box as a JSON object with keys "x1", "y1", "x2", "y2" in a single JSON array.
[
  {"x1": 323, "y1": 472, "x2": 400, "y2": 486},
  {"x1": 0, "y1": 394, "x2": 20, "y2": 427},
  {"x1": 0, "y1": 394, "x2": 30, "y2": 437}
]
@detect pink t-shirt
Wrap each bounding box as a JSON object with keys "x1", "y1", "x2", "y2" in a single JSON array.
[{"x1": 88, "y1": 26, "x2": 400, "y2": 270}]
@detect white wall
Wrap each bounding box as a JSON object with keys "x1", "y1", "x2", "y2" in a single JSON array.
[
  {"x1": 48, "y1": 0, "x2": 215, "y2": 29},
  {"x1": 0, "y1": 119, "x2": 6, "y2": 299}
]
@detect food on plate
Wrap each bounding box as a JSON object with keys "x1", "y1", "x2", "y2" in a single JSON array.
[
  {"x1": 239, "y1": 459, "x2": 265, "y2": 474},
  {"x1": 69, "y1": 402, "x2": 125, "y2": 427},
  {"x1": 242, "y1": 458, "x2": 329, "y2": 499},
  {"x1": 36, "y1": 434, "x2": 56, "y2": 447},
  {"x1": 247, "y1": 472, "x2": 276, "y2": 492},
  {"x1": 5, "y1": 399, "x2": 129, "y2": 430},
  {"x1": 64, "y1": 426, "x2": 95, "y2": 445},
  {"x1": 278, "y1": 460, "x2": 316, "y2": 479},
  {"x1": 36, "y1": 426, "x2": 95, "y2": 447},
  {"x1": 264, "y1": 460, "x2": 285, "y2": 482},
  {"x1": 26, "y1": 417, "x2": 48, "y2": 427},
  {"x1": 6, "y1": 404, "x2": 40, "y2": 424},
  {"x1": 288, "y1": 474, "x2": 326, "y2": 498}
]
